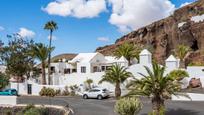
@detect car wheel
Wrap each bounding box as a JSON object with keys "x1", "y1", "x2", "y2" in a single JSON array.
[
  {"x1": 83, "y1": 94, "x2": 88, "y2": 99},
  {"x1": 97, "y1": 95, "x2": 103, "y2": 100}
]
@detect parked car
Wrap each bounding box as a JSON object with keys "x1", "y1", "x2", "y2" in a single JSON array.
[
  {"x1": 82, "y1": 88, "x2": 110, "y2": 100},
  {"x1": 0, "y1": 89, "x2": 18, "y2": 96}
]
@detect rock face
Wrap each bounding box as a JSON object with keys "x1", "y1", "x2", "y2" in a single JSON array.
[
  {"x1": 188, "y1": 78, "x2": 202, "y2": 88},
  {"x1": 96, "y1": 0, "x2": 204, "y2": 64}
]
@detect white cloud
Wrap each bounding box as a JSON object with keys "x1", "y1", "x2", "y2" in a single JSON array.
[
  {"x1": 108, "y1": 0, "x2": 175, "y2": 33},
  {"x1": 48, "y1": 35, "x2": 57, "y2": 40},
  {"x1": 97, "y1": 37, "x2": 110, "y2": 42},
  {"x1": 18, "y1": 28, "x2": 35, "y2": 38},
  {"x1": 43, "y1": 0, "x2": 107, "y2": 18},
  {"x1": 180, "y1": 2, "x2": 192, "y2": 8},
  {"x1": 0, "y1": 26, "x2": 4, "y2": 31}
]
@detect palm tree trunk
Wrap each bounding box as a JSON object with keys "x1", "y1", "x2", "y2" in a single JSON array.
[
  {"x1": 115, "y1": 82, "x2": 121, "y2": 98},
  {"x1": 48, "y1": 30, "x2": 53, "y2": 85},
  {"x1": 152, "y1": 96, "x2": 165, "y2": 115},
  {"x1": 180, "y1": 60, "x2": 185, "y2": 68},
  {"x1": 42, "y1": 62, "x2": 46, "y2": 85}
]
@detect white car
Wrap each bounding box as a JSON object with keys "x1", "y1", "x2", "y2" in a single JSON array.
[{"x1": 82, "y1": 88, "x2": 110, "y2": 100}]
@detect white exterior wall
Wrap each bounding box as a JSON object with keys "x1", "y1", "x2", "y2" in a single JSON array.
[
  {"x1": 59, "y1": 72, "x2": 115, "y2": 92},
  {"x1": 77, "y1": 63, "x2": 91, "y2": 73},
  {"x1": 165, "y1": 61, "x2": 179, "y2": 73},
  {"x1": 183, "y1": 66, "x2": 204, "y2": 88},
  {"x1": 127, "y1": 64, "x2": 152, "y2": 79},
  {"x1": 10, "y1": 82, "x2": 28, "y2": 95}
]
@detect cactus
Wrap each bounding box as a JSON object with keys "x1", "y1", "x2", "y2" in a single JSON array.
[{"x1": 114, "y1": 97, "x2": 142, "y2": 115}]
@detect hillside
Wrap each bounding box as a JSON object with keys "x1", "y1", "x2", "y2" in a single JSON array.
[{"x1": 96, "y1": 0, "x2": 204, "y2": 65}]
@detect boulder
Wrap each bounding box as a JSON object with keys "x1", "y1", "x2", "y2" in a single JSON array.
[{"x1": 188, "y1": 78, "x2": 202, "y2": 88}]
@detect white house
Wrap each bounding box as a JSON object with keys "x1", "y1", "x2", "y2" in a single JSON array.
[{"x1": 9, "y1": 49, "x2": 204, "y2": 95}]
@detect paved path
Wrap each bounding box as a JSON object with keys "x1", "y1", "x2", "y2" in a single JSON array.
[{"x1": 17, "y1": 96, "x2": 204, "y2": 115}]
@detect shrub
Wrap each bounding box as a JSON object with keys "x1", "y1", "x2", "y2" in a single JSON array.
[
  {"x1": 23, "y1": 104, "x2": 35, "y2": 113},
  {"x1": 55, "y1": 89, "x2": 61, "y2": 96},
  {"x1": 85, "y1": 79, "x2": 93, "y2": 89},
  {"x1": 70, "y1": 85, "x2": 79, "y2": 96},
  {"x1": 62, "y1": 86, "x2": 70, "y2": 96},
  {"x1": 39, "y1": 87, "x2": 56, "y2": 97},
  {"x1": 24, "y1": 108, "x2": 41, "y2": 115},
  {"x1": 114, "y1": 97, "x2": 142, "y2": 115}
]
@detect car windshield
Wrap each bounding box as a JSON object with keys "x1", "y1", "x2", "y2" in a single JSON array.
[{"x1": 102, "y1": 89, "x2": 108, "y2": 92}]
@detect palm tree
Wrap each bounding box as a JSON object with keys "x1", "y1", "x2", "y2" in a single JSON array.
[
  {"x1": 30, "y1": 43, "x2": 54, "y2": 85},
  {"x1": 99, "y1": 64, "x2": 132, "y2": 98},
  {"x1": 114, "y1": 43, "x2": 141, "y2": 66},
  {"x1": 175, "y1": 45, "x2": 190, "y2": 68},
  {"x1": 126, "y1": 62, "x2": 189, "y2": 114},
  {"x1": 44, "y1": 21, "x2": 58, "y2": 85}
]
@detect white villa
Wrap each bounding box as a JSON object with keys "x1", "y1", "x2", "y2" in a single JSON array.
[{"x1": 7, "y1": 49, "x2": 204, "y2": 95}]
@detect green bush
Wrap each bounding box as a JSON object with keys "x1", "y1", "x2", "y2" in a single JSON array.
[
  {"x1": 114, "y1": 97, "x2": 142, "y2": 115},
  {"x1": 39, "y1": 87, "x2": 56, "y2": 97},
  {"x1": 24, "y1": 108, "x2": 41, "y2": 115},
  {"x1": 23, "y1": 104, "x2": 35, "y2": 113},
  {"x1": 55, "y1": 89, "x2": 61, "y2": 96},
  {"x1": 69, "y1": 85, "x2": 78, "y2": 96},
  {"x1": 62, "y1": 86, "x2": 70, "y2": 96}
]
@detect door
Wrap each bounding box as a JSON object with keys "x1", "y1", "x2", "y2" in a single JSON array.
[{"x1": 27, "y1": 84, "x2": 32, "y2": 95}]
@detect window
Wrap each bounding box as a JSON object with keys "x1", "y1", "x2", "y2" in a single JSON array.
[
  {"x1": 50, "y1": 66, "x2": 55, "y2": 73},
  {"x1": 101, "y1": 66, "x2": 105, "y2": 71},
  {"x1": 64, "y1": 69, "x2": 70, "y2": 74},
  {"x1": 72, "y1": 69, "x2": 77, "y2": 73},
  {"x1": 93, "y1": 66, "x2": 98, "y2": 72},
  {"x1": 81, "y1": 66, "x2": 86, "y2": 73}
]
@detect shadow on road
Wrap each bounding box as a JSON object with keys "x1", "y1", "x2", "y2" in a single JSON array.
[
  {"x1": 166, "y1": 108, "x2": 200, "y2": 115},
  {"x1": 141, "y1": 108, "x2": 199, "y2": 115}
]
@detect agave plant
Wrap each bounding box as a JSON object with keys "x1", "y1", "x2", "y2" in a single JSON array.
[{"x1": 114, "y1": 97, "x2": 142, "y2": 115}]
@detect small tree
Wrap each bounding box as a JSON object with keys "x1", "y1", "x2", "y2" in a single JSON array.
[
  {"x1": 114, "y1": 97, "x2": 142, "y2": 115},
  {"x1": 85, "y1": 79, "x2": 93, "y2": 90},
  {"x1": 114, "y1": 43, "x2": 141, "y2": 65},
  {"x1": 0, "y1": 73, "x2": 9, "y2": 90},
  {"x1": 175, "y1": 45, "x2": 190, "y2": 68},
  {"x1": 126, "y1": 62, "x2": 189, "y2": 114},
  {"x1": 99, "y1": 64, "x2": 132, "y2": 98},
  {"x1": 1, "y1": 34, "x2": 35, "y2": 92},
  {"x1": 29, "y1": 43, "x2": 54, "y2": 85}
]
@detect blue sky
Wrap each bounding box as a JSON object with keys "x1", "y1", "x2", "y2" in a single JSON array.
[{"x1": 0, "y1": 0, "x2": 196, "y2": 56}]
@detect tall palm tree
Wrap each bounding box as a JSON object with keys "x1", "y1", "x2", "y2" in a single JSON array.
[
  {"x1": 126, "y1": 62, "x2": 189, "y2": 114},
  {"x1": 30, "y1": 43, "x2": 54, "y2": 85},
  {"x1": 114, "y1": 43, "x2": 141, "y2": 66},
  {"x1": 44, "y1": 21, "x2": 58, "y2": 85},
  {"x1": 99, "y1": 64, "x2": 132, "y2": 98},
  {"x1": 175, "y1": 45, "x2": 190, "y2": 68}
]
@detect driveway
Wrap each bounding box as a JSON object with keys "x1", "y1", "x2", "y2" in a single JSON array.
[{"x1": 17, "y1": 96, "x2": 204, "y2": 115}]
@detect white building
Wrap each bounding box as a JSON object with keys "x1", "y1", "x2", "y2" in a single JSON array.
[{"x1": 9, "y1": 49, "x2": 204, "y2": 95}]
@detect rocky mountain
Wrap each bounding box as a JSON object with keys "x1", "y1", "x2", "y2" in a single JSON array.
[{"x1": 96, "y1": 0, "x2": 204, "y2": 65}]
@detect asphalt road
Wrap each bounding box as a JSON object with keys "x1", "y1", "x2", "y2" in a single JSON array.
[{"x1": 17, "y1": 96, "x2": 204, "y2": 115}]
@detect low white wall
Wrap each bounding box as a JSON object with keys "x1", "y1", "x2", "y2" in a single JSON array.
[
  {"x1": 172, "y1": 93, "x2": 204, "y2": 101},
  {"x1": 10, "y1": 82, "x2": 28, "y2": 95},
  {"x1": 31, "y1": 84, "x2": 65, "y2": 95},
  {"x1": 0, "y1": 96, "x2": 17, "y2": 105},
  {"x1": 60, "y1": 72, "x2": 116, "y2": 92}
]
